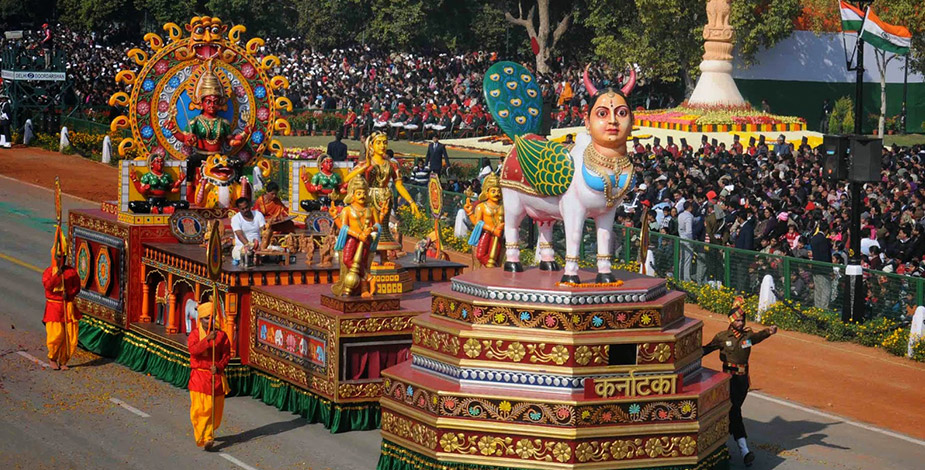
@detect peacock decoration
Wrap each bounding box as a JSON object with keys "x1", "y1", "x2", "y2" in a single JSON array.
[{"x1": 483, "y1": 61, "x2": 572, "y2": 197}]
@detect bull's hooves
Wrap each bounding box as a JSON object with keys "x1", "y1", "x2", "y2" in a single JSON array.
[
  {"x1": 539, "y1": 261, "x2": 561, "y2": 271},
  {"x1": 504, "y1": 262, "x2": 524, "y2": 273},
  {"x1": 596, "y1": 273, "x2": 616, "y2": 284},
  {"x1": 560, "y1": 274, "x2": 581, "y2": 284}
]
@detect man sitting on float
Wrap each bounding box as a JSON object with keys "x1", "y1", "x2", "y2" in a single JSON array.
[{"x1": 230, "y1": 197, "x2": 266, "y2": 265}]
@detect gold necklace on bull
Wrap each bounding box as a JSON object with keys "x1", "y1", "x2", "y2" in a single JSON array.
[{"x1": 582, "y1": 144, "x2": 632, "y2": 207}]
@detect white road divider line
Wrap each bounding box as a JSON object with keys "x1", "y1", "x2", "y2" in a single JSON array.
[
  {"x1": 109, "y1": 397, "x2": 151, "y2": 418},
  {"x1": 752, "y1": 392, "x2": 925, "y2": 448},
  {"x1": 16, "y1": 351, "x2": 50, "y2": 368},
  {"x1": 220, "y1": 453, "x2": 260, "y2": 470}
]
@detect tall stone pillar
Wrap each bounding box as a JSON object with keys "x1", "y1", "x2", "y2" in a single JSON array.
[{"x1": 688, "y1": 0, "x2": 746, "y2": 106}]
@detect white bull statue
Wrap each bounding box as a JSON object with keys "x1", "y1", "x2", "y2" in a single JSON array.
[{"x1": 492, "y1": 65, "x2": 636, "y2": 284}]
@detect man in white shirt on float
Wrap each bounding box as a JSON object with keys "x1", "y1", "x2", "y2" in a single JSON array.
[{"x1": 230, "y1": 197, "x2": 266, "y2": 266}]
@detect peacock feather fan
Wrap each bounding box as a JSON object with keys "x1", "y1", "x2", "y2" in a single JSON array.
[{"x1": 483, "y1": 61, "x2": 543, "y2": 139}]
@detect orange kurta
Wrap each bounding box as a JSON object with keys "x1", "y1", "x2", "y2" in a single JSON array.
[
  {"x1": 42, "y1": 265, "x2": 81, "y2": 365},
  {"x1": 42, "y1": 265, "x2": 81, "y2": 323},
  {"x1": 187, "y1": 328, "x2": 231, "y2": 395}
]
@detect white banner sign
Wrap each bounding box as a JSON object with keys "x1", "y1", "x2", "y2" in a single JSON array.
[{"x1": 1, "y1": 70, "x2": 67, "y2": 81}]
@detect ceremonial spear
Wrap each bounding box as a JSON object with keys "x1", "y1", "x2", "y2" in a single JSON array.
[
  {"x1": 54, "y1": 176, "x2": 70, "y2": 363},
  {"x1": 205, "y1": 220, "x2": 224, "y2": 442}
]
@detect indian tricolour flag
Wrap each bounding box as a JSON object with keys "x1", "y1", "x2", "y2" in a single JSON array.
[
  {"x1": 860, "y1": 7, "x2": 912, "y2": 55},
  {"x1": 839, "y1": 1, "x2": 864, "y2": 33}
]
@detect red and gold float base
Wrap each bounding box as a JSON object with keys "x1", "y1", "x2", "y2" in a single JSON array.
[{"x1": 378, "y1": 269, "x2": 731, "y2": 470}]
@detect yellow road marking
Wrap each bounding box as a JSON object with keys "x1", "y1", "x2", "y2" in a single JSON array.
[{"x1": 0, "y1": 252, "x2": 43, "y2": 273}]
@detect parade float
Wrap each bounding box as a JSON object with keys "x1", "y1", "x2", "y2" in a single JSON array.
[
  {"x1": 376, "y1": 62, "x2": 730, "y2": 470},
  {"x1": 70, "y1": 17, "x2": 463, "y2": 433}
]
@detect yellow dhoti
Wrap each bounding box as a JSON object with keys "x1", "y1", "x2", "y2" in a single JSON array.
[
  {"x1": 45, "y1": 320, "x2": 78, "y2": 365},
  {"x1": 190, "y1": 390, "x2": 224, "y2": 447}
]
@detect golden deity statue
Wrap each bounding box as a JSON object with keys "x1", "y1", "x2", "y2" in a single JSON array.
[
  {"x1": 331, "y1": 177, "x2": 388, "y2": 297},
  {"x1": 464, "y1": 174, "x2": 504, "y2": 268},
  {"x1": 343, "y1": 132, "x2": 420, "y2": 259}
]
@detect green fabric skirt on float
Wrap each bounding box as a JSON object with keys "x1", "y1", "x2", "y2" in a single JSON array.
[{"x1": 76, "y1": 317, "x2": 380, "y2": 432}]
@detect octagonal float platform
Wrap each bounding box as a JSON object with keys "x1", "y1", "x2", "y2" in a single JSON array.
[{"x1": 378, "y1": 269, "x2": 731, "y2": 470}]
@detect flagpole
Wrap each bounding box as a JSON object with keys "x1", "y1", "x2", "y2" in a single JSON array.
[
  {"x1": 853, "y1": 3, "x2": 868, "y2": 135},
  {"x1": 842, "y1": 1, "x2": 870, "y2": 324},
  {"x1": 902, "y1": 54, "x2": 908, "y2": 134}
]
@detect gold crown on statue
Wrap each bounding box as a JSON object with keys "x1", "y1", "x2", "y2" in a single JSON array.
[
  {"x1": 364, "y1": 131, "x2": 387, "y2": 158},
  {"x1": 195, "y1": 62, "x2": 226, "y2": 101},
  {"x1": 479, "y1": 174, "x2": 500, "y2": 201},
  {"x1": 344, "y1": 177, "x2": 369, "y2": 204}
]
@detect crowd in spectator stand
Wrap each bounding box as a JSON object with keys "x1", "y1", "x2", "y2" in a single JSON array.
[
  {"x1": 617, "y1": 134, "x2": 925, "y2": 320},
  {"x1": 3, "y1": 27, "x2": 629, "y2": 140},
  {"x1": 1, "y1": 24, "x2": 129, "y2": 109}
]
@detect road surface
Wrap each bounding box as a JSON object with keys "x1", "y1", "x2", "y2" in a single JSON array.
[{"x1": 0, "y1": 174, "x2": 922, "y2": 470}]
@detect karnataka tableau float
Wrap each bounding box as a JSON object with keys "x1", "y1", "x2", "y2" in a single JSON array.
[
  {"x1": 376, "y1": 62, "x2": 730, "y2": 470},
  {"x1": 71, "y1": 16, "x2": 464, "y2": 433}
]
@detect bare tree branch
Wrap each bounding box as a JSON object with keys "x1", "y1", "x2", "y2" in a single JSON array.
[
  {"x1": 505, "y1": 4, "x2": 536, "y2": 32},
  {"x1": 551, "y1": 13, "x2": 572, "y2": 49}
]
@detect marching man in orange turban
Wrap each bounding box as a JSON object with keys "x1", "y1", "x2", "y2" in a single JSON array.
[
  {"x1": 42, "y1": 231, "x2": 81, "y2": 370},
  {"x1": 188, "y1": 300, "x2": 231, "y2": 450}
]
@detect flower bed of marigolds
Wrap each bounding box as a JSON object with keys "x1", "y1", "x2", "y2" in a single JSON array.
[
  {"x1": 635, "y1": 104, "x2": 806, "y2": 133},
  {"x1": 672, "y1": 279, "x2": 925, "y2": 362}
]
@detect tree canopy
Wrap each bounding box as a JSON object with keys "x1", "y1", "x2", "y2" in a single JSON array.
[{"x1": 9, "y1": 0, "x2": 909, "y2": 80}]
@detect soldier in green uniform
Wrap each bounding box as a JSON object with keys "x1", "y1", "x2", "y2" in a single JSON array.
[{"x1": 703, "y1": 296, "x2": 778, "y2": 467}]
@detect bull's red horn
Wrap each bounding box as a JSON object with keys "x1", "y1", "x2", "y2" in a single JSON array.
[
  {"x1": 621, "y1": 67, "x2": 636, "y2": 96},
  {"x1": 583, "y1": 64, "x2": 598, "y2": 96}
]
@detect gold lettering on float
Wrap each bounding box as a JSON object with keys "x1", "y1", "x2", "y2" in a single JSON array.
[{"x1": 592, "y1": 372, "x2": 678, "y2": 398}]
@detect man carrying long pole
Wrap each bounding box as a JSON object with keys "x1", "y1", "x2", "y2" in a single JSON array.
[
  {"x1": 42, "y1": 226, "x2": 81, "y2": 370},
  {"x1": 42, "y1": 176, "x2": 81, "y2": 370},
  {"x1": 188, "y1": 295, "x2": 230, "y2": 450}
]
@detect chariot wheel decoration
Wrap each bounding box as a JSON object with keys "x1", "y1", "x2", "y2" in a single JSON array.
[{"x1": 109, "y1": 16, "x2": 292, "y2": 163}]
